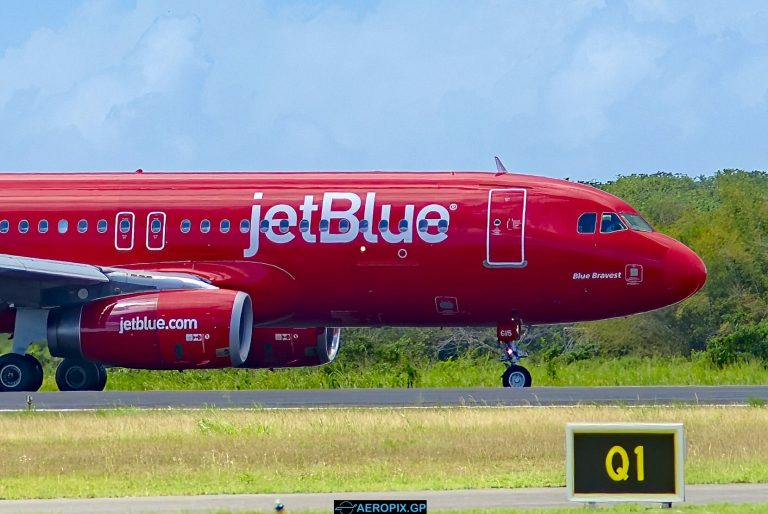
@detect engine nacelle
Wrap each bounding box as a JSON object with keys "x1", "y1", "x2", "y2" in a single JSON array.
[
  {"x1": 241, "y1": 327, "x2": 341, "y2": 368},
  {"x1": 48, "y1": 289, "x2": 253, "y2": 370}
]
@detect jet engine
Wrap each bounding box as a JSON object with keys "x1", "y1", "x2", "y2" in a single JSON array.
[
  {"x1": 241, "y1": 327, "x2": 341, "y2": 368},
  {"x1": 47, "y1": 289, "x2": 253, "y2": 369}
]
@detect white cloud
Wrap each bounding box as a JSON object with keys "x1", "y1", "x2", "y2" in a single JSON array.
[
  {"x1": 0, "y1": 0, "x2": 766, "y2": 178},
  {"x1": 549, "y1": 31, "x2": 665, "y2": 147},
  {"x1": 48, "y1": 15, "x2": 208, "y2": 139}
]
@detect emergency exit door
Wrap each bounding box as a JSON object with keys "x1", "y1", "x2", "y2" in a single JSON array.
[
  {"x1": 146, "y1": 212, "x2": 166, "y2": 251},
  {"x1": 486, "y1": 188, "x2": 527, "y2": 267}
]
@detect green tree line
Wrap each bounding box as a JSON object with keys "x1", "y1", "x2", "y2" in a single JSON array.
[
  {"x1": 595, "y1": 170, "x2": 768, "y2": 365},
  {"x1": 340, "y1": 170, "x2": 768, "y2": 370}
]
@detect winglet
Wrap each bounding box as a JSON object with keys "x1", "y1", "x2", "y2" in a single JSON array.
[{"x1": 494, "y1": 156, "x2": 508, "y2": 174}]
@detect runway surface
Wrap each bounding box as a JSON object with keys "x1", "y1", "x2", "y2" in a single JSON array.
[
  {"x1": 0, "y1": 385, "x2": 767, "y2": 410},
  {"x1": 0, "y1": 484, "x2": 766, "y2": 513}
]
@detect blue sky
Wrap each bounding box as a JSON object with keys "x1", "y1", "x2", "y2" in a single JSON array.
[{"x1": 0, "y1": 0, "x2": 766, "y2": 181}]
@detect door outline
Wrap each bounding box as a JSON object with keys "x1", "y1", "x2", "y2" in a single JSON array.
[
  {"x1": 146, "y1": 211, "x2": 166, "y2": 251},
  {"x1": 485, "y1": 188, "x2": 527, "y2": 268},
  {"x1": 115, "y1": 212, "x2": 135, "y2": 251}
]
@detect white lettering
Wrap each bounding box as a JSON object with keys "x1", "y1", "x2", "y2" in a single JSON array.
[
  {"x1": 363, "y1": 192, "x2": 379, "y2": 243},
  {"x1": 320, "y1": 192, "x2": 361, "y2": 243},
  {"x1": 118, "y1": 316, "x2": 198, "y2": 334},
  {"x1": 416, "y1": 204, "x2": 450, "y2": 244},
  {"x1": 241, "y1": 191, "x2": 451, "y2": 257},
  {"x1": 379, "y1": 204, "x2": 414, "y2": 244},
  {"x1": 244, "y1": 193, "x2": 263, "y2": 258},
  {"x1": 299, "y1": 195, "x2": 318, "y2": 243},
  {"x1": 573, "y1": 271, "x2": 623, "y2": 280},
  {"x1": 264, "y1": 204, "x2": 297, "y2": 244}
]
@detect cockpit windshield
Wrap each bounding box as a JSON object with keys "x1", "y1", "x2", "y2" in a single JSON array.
[
  {"x1": 621, "y1": 213, "x2": 654, "y2": 232},
  {"x1": 600, "y1": 213, "x2": 626, "y2": 233}
]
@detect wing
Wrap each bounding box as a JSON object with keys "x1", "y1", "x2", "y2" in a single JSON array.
[{"x1": 0, "y1": 253, "x2": 215, "y2": 309}]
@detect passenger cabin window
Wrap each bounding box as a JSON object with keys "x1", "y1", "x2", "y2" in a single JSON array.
[
  {"x1": 38, "y1": 219, "x2": 48, "y2": 234},
  {"x1": 339, "y1": 219, "x2": 351, "y2": 233},
  {"x1": 78, "y1": 219, "x2": 88, "y2": 233},
  {"x1": 279, "y1": 219, "x2": 290, "y2": 234},
  {"x1": 180, "y1": 219, "x2": 191, "y2": 233},
  {"x1": 119, "y1": 219, "x2": 130, "y2": 234},
  {"x1": 600, "y1": 213, "x2": 627, "y2": 233},
  {"x1": 299, "y1": 219, "x2": 310, "y2": 232},
  {"x1": 240, "y1": 219, "x2": 250, "y2": 233},
  {"x1": 621, "y1": 213, "x2": 653, "y2": 232},
  {"x1": 58, "y1": 219, "x2": 68, "y2": 234},
  {"x1": 577, "y1": 213, "x2": 597, "y2": 234},
  {"x1": 360, "y1": 219, "x2": 370, "y2": 232},
  {"x1": 200, "y1": 219, "x2": 211, "y2": 234},
  {"x1": 437, "y1": 219, "x2": 449, "y2": 233},
  {"x1": 97, "y1": 219, "x2": 108, "y2": 233},
  {"x1": 0, "y1": 220, "x2": 8, "y2": 233},
  {"x1": 319, "y1": 219, "x2": 330, "y2": 232},
  {"x1": 19, "y1": 220, "x2": 29, "y2": 234},
  {"x1": 150, "y1": 219, "x2": 162, "y2": 234},
  {"x1": 259, "y1": 220, "x2": 269, "y2": 233},
  {"x1": 220, "y1": 219, "x2": 230, "y2": 234},
  {"x1": 398, "y1": 220, "x2": 408, "y2": 233}
]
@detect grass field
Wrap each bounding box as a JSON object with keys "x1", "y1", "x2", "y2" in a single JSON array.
[
  {"x1": 0, "y1": 406, "x2": 767, "y2": 500},
  {"x1": 99, "y1": 355, "x2": 768, "y2": 390},
  {"x1": 14, "y1": 354, "x2": 763, "y2": 391},
  {"x1": 11, "y1": 335, "x2": 768, "y2": 390}
]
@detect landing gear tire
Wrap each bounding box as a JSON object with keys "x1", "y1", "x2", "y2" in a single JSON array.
[
  {"x1": 96, "y1": 364, "x2": 108, "y2": 391},
  {"x1": 0, "y1": 353, "x2": 44, "y2": 392},
  {"x1": 502, "y1": 364, "x2": 532, "y2": 388},
  {"x1": 56, "y1": 359, "x2": 104, "y2": 392},
  {"x1": 24, "y1": 355, "x2": 44, "y2": 392}
]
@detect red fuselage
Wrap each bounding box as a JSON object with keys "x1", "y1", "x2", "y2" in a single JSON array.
[{"x1": 0, "y1": 171, "x2": 706, "y2": 327}]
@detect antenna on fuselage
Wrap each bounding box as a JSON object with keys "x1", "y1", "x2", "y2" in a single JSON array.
[{"x1": 494, "y1": 156, "x2": 508, "y2": 175}]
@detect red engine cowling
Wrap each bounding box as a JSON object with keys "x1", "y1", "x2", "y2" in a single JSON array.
[
  {"x1": 241, "y1": 327, "x2": 341, "y2": 368},
  {"x1": 48, "y1": 289, "x2": 253, "y2": 370}
]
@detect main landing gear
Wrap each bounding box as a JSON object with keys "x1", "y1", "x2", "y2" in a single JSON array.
[
  {"x1": 0, "y1": 354, "x2": 43, "y2": 392},
  {"x1": 55, "y1": 359, "x2": 107, "y2": 392},
  {"x1": 498, "y1": 320, "x2": 532, "y2": 388},
  {"x1": 0, "y1": 354, "x2": 107, "y2": 392},
  {"x1": 2, "y1": 309, "x2": 108, "y2": 392}
]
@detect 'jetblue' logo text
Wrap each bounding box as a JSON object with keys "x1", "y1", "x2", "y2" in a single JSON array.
[{"x1": 244, "y1": 192, "x2": 450, "y2": 257}]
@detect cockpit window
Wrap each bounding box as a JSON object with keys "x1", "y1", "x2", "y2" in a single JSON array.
[
  {"x1": 577, "y1": 213, "x2": 597, "y2": 234},
  {"x1": 621, "y1": 212, "x2": 653, "y2": 232},
  {"x1": 600, "y1": 212, "x2": 627, "y2": 233}
]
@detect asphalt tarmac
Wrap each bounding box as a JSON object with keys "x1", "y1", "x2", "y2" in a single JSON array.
[
  {"x1": 0, "y1": 385, "x2": 767, "y2": 410},
  {"x1": 0, "y1": 484, "x2": 766, "y2": 513}
]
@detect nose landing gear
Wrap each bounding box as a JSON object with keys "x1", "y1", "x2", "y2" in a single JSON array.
[{"x1": 498, "y1": 320, "x2": 532, "y2": 388}]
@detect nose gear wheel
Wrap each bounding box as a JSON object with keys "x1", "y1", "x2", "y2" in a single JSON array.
[
  {"x1": 497, "y1": 319, "x2": 532, "y2": 388},
  {"x1": 502, "y1": 364, "x2": 532, "y2": 388}
]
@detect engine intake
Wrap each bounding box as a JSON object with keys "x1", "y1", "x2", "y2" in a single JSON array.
[
  {"x1": 241, "y1": 327, "x2": 341, "y2": 368},
  {"x1": 48, "y1": 289, "x2": 253, "y2": 369}
]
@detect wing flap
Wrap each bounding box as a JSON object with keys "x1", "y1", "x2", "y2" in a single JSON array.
[
  {"x1": 0, "y1": 254, "x2": 109, "y2": 285},
  {"x1": 0, "y1": 254, "x2": 219, "y2": 309}
]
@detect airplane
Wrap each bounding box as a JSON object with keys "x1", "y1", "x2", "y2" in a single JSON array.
[{"x1": 0, "y1": 158, "x2": 706, "y2": 392}]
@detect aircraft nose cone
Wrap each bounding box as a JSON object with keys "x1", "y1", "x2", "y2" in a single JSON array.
[{"x1": 665, "y1": 242, "x2": 707, "y2": 303}]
